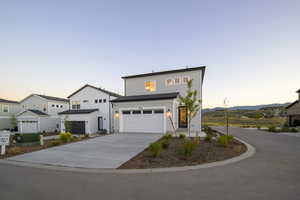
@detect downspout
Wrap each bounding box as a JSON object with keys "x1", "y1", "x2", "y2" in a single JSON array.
[{"x1": 109, "y1": 95, "x2": 111, "y2": 134}]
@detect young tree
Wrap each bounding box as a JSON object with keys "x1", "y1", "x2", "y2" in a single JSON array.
[
  {"x1": 64, "y1": 115, "x2": 70, "y2": 133},
  {"x1": 10, "y1": 115, "x2": 17, "y2": 131},
  {"x1": 179, "y1": 79, "x2": 202, "y2": 137}
]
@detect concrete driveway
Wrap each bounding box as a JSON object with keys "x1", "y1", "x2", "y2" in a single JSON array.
[{"x1": 7, "y1": 133, "x2": 161, "y2": 168}]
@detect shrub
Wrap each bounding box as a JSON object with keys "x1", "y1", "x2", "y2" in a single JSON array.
[
  {"x1": 217, "y1": 135, "x2": 229, "y2": 147},
  {"x1": 183, "y1": 139, "x2": 197, "y2": 157},
  {"x1": 204, "y1": 134, "x2": 212, "y2": 142},
  {"x1": 59, "y1": 132, "x2": 73, "y2": 143},
  {"x1": 7, "y1": 147, "x2": 23, "y2": 155},
  {"x1": 268, "y1": 126, "x2": 277, "y2": 133},
  {"x1": 226, "y1": 135, "x2": 234, "y2": 142},
  {"x1": 256, "y1": 125, "x2": 261, "y2": 130},
  {"x1": 179, "y1": 134, "x2": 186, "y2": 139},
  {"x1": 149, "y1": 142, "x2": 162, "y2": 157},
  {"x1": 161, "y1": 140, "x2": 170, "y2": 149},
  {"x1": 51, "y1": 140, "x2": 61, "y2": 146},
  {"x1": 290, "y1": 128, "x2": 298, "y2": 133},
  {"x1": 163, "y1": 133, "x2": 172, "y2": 140},
  {"x1": 14, "y1": 133, "x2": 40, "y2": 143},
  {"x1": 280, "y1": 127, "x2": 290, "y2": 132}
]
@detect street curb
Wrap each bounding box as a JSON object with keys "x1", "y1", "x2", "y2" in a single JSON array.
[{"x1": 0, "y1": 136, "x2": 256, "y2": 174}]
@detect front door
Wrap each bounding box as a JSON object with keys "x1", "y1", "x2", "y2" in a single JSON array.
[
  {"x1": 178, "y1": 107, "x2": 188, "y2": 128},
  {"x1": 98, "y1": 117, "x2": 103, "y2": 131}
]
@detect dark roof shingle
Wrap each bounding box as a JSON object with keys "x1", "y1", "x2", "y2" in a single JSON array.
[
  {"x1": 28, "y1": 109, "x2": 48, "y2": 116},
  {"x1": 0, "y1": 98, "x2": 19, "y2": 104},
  {"x1": 68, "y1": 84, "x2": 121, "y2": 98},
  {"x1": 110, "y1": 92, "x2": 179, "y2": 103},
  {"x1": 122, "y1": 66, "x2": 206, "y2": 79},
  {"x1": 58, "y1": 109, "x2": 99, "y2": 115},
  {"x1": 286, "y1": 100, "x2": 299, "y2": 109}
]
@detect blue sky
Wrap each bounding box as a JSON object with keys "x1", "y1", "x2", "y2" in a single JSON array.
[{"x1": 1, "y1": 0, "x2": 299, "y2": 108}]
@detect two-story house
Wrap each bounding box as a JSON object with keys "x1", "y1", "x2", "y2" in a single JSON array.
[
  {"x1": 0, "y1": 98, "x2": 21, "y2": 130},
  {"x1": 111, "y1": 66, "x2": 205, "y2": 135},
  {"x1": 286, "y1": 89, "x2": 300, "y2": 127},
  {"x1": 17, "y1": 94, "x2": 69, "y2": 133},
  {"x1": 58, "y1": 84, "x2": 121, "y2": 134}
]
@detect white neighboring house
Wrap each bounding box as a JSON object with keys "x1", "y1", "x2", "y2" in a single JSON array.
[
  {"x1": 0, "y1": 98, "x2": 21, "y2": 130},
  {"x1": 59, "y1": 84, "x2": 121, "y2": 135},
  {"x1": 111, "y1": 66, "x2": 205, "y2": 135},
  {"x1": 17, "y1": 94, "x2": 69, "y2": 133}
]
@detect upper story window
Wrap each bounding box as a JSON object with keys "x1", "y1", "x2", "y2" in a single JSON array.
[
  {"x1": 52, "y1": 104, "x2": 55, "y2": 107},
  {"x1": 60, "y1": 105, "x2": 63, "y2": 108},
  {"x1": 165, "y1": 78, "x2": 173, "y2": 86},
  {"x1": 3, "y1": 105, "x2": 9, "y2": 113},
  {"x1": 103, "y1": 99, "x2": 106, "y2": 103},
  {"x1": 71, "y1": 101, "x2": 80, "y2": 110},
  {"x1": 56, "y1": 105, "x2": 59, "y2": 108},
  {"x1": 145, "y1": 80, "x2": 156, "y2": 92},
  {"x1": 95, "y1": 99, "x2": 98, "y2": 103},
  {"x1": 182, "y1": 76, "x2": 190, "y2": 84},
  {"x1": 83, "y1": 100, "x2": 89, "y2": 103},
  {"x1": 174, "y1": 77, "x2": 181, "y2": 85},
  {"x1": 99, "y1": 99, "x2": 102, "y2": 103}
]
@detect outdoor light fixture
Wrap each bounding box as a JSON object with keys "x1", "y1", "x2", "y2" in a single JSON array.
[
  {"x1": 114, "y1": 112, "x2": 119, "y2": 118},
  {"x1": 166, "y1": 109, "x2": 172, "y2": 117}
]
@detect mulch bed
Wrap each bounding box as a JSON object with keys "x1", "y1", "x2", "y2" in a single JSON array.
[
  {"x1": 118, "y1": 137, "x2": 246, "y2": 169},
  {"x1": 0, "y1": 136, "x2": 92, "y2": 159}
]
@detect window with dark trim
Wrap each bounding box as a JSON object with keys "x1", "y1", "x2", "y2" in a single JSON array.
[
  {"x1": 52, "y1": 104, "x2": 55, "y2": 107},
  {"x1": 103, "y1": 99, "x2": 106, "y2": 103},
  {"x1": 143, "y1": 110, "x2": 152, "y2": 114},
  {"x1": 95, "y1": 99, "x2": 98, "y2": 103},
  {"x1": 154, "y1": 109, "x2": 164, "y2": 114},
  {"x1": 122, "y1": 111, "x2": 131, "y2": 115},
  {"x1": 99, "y1": 99, "x2": 102, "y2": 103},
  {"x1": 60, "y1": 105, "x2": 63, "y2": 108},
  {"x1": 56, "y1": 105, "x2": 59, "y2": 108},
  {"x1": 132, "y1": 110, "x2": 141, "y2": 114},
  {"x1": 83, "y1": 100, "x2": 88, "y2": 103}
]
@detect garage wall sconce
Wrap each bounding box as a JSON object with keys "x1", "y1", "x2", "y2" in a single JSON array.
[
  {"x1": 166, "y1": 109, "x2": 172, "y2": 117},
  {"x1": 114, "y1": 111, "x2": 119, "y2": 118}
]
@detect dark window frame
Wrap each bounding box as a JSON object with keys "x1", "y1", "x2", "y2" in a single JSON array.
[
  {"x1": 132, "y1": 110, "x2": 141, "y2": 114},
  {"x1": 143, "y1": 110, "x2": 152, "y2": 114},
  {"x1": 122, "y1": 110, "x2": 131, "y2": 115},
  {"x1": 154, "y1": 109, "x2": 164, "y2": 114}
]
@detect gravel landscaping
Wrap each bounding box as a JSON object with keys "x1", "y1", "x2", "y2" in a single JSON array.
[{"x1": 119, "y1": 135, "x2": 246, "y2": 169}]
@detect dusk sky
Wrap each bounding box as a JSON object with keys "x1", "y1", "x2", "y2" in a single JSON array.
[{"x1": 1, "y1": 0, "x2": 299, "y2": 108}]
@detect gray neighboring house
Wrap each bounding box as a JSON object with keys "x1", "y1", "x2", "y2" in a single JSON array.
[
  {"x1": 286, "y1": 89, "x2": 300, "y2": 127},
  {"x1": 0, "y1": 98, "x2": 21, "y2": 130},
  {"x1": 17, "y1": 94, "x2": 69, "y2": 133},
  {"x1": 111, "y1": 66, "x2": 205, "y2": 134}
]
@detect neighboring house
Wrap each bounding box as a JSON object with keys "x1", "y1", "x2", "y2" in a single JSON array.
[
  {"x1": 286, "y1": 89, "x2": 300, "y2": 127},
  {"x1": 58, "y1": 84, "x2": 121, "y2": 134},
  {"x1": 0, "y1": 98, "x2": 21, "y2": 130},
  {"x1": 17, "y1": 94, "x2": 69, "y2": 133},
  {"x1": 111, "y1": 66, "x2": 205, "y2": 134}
]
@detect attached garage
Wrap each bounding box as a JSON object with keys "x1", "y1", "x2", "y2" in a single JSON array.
[
  {"x1": 120, "y1": 109, "x2": 165, "y2": 133},
  {"x1": 17, "y1": 109, "x2": 60, "y2": 133},
  {"x1": 65, "y1": 121, "x2": 86, "y2": 134},
  {"x1": 21, "y1": 121, "x2": 39, "y2": 133}
]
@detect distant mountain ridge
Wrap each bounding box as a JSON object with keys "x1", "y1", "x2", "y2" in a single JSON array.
[{"x1": 203, "y1": 103, "x2": 291, "y2": 113}]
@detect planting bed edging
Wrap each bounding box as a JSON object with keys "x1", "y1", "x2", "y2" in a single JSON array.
[{"x1": 0, "y1": 136, "x2": 255, "y2": 174}]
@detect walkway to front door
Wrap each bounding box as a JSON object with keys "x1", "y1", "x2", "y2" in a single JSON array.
[{"x1": 7, "y1": 133, "x2": 161, "y2": 169}]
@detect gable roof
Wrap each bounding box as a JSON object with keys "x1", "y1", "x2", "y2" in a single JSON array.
[
  {"x1": 286, "y1": 100, "x2": 299, "y2": 109},
  {"x1": 67, "y1": 84, "x2": 121, "y2": 98},
  {"x1": 18, "y1": 109, "x2": 48, "y2": 116},
  {"x1": 0, "y1": 98, "x2": 19, "y2": 104},
  {"x1": 20, "y1": 94, "x2": 69, "y2": 103},
  {"x1": 297, "y1": 89, "x2": 300, "y2": 93},
  {"x1": 35, "y1": 94, "x2": 69, "y2": 102},
  {"x1": 122, "y1": 66, "x2": 206, "y2": 80},
  {"x1": 110, "y1": 92, "x2": 179, "y2": 103},
  {"x1": 58, "y1": 109, "x2": 99, "y2": 115}
]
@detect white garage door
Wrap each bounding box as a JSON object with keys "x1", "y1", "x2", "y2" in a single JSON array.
[
  {"x1": 121, "y1": 109, "x2": 165, "y2": 133},
  {"x1": 21, "y1": 121, "x2": 38, "y2": 133}
]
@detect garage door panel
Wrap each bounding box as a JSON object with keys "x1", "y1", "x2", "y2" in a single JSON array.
[
  {"x1": 121, "y1": 111, "x2": 164, "y2": 133},
  {"x1": 22, "y1": 121, "x2": 38, "y2": 133}
]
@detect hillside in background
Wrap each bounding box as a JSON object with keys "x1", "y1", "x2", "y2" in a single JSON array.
[
  {"x1": 203, "y1": 103, "x2": 289, "y2": 128},
  {"x1": 203, "y1": 103, "x2": 291, "y2": 113}
]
